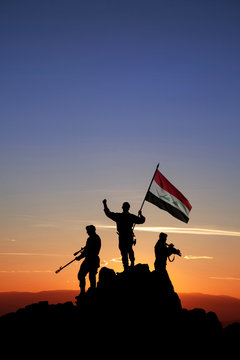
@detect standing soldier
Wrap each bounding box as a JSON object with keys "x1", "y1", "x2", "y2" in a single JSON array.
[
  {"x1": 154, "y1": 232, "x2": 181, "y2": 274},
  {"x1": 103, "y1": 199, "x2": 145, "y2": 271},
  {"x1": 76, "y1": 225, "x2": 101, "y2": 295}
]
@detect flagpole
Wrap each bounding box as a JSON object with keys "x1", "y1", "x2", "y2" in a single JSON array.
[
  {"x1": 138, "y1": 163, "x2": 159, "y2": 214},
  {"x1": 132, "y1": 163, "x2": 159, "y2": 235}
]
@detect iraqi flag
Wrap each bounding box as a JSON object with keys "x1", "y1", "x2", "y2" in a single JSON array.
[{"x1": 145, "y1": 168, "x2": 192, "y2": 223}]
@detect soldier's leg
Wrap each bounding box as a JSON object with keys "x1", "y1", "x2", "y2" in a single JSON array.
[
  {"x1": 120, "y1": 247, "x2": 129, "y2": 271},
  {"x1": 128, "y1": 246, "x2": 135, "y2": 267},
  {"x1": 78, "y1": 261, "x2": 88, "y2": 294},
  {"x1": 89, "y1": 268, "x2": 97, "y2": 289}
]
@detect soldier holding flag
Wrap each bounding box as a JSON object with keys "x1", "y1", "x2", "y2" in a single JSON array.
[{"x1": 103, "y1": 199, "x2": 145, "y2": 271}]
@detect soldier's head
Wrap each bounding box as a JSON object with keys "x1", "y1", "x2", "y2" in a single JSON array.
[
  {"x1": 86, "y1": 225, "x2": 96, "y2": 236},
  {"x1": 159, "y1": 232, "x2": 168, "y2": 242},
  {"x1": 122, "y1": 202, "x2": 130, "y2": 213}
]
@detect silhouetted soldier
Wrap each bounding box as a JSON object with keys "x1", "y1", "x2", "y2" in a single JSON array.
[
  {"x1": 103, "y1": 199, "x2": 145, "y2": 271},
  {"x1": 154, "y1": 232, "x2": 181, "y2": 276},
  {"x1": 76, "y1": 225, "x2": 101, "y2": 294}
]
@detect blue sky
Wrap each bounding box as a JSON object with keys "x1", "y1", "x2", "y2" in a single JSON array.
[
  {"x1": 1, "y1": 0, "x2": 240, "y2": 215},
  {"x1": 0, "y1": 0, "x2": 240, "y2": 293},
  {"x1": 1, "y1": 0, "x2": 240, "y2": 220}
]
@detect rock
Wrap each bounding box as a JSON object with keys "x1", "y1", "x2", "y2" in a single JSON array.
[{"x1": 0, "y1": 264, "x2": 239, "y2": 355}]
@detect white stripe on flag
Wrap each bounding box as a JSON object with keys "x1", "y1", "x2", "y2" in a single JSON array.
[{"x1": 149, "y1": 180, "x2": 190, "y2": 218}]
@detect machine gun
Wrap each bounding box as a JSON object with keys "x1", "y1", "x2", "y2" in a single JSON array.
[
  {"x1": 166, "y1": 243, "x2": 181, "y2": 262},
  {"x1": 55, "y1": 247, "x2": 85, "y2": 274}
]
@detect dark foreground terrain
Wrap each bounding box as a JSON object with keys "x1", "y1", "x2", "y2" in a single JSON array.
[{"x1": 1, "y1": 264, "x2": 239, "y2": 356}]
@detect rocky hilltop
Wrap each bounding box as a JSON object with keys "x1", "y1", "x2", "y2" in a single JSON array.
[{"x1": 1, "y1": 264, "x2": 239, "y2": 355}]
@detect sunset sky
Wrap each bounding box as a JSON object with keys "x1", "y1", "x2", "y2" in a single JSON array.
[{"x1": 1, "y1": 0, "x2": 240, "y2": 298}]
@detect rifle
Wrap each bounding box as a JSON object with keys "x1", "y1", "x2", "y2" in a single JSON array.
[
  {"x1": 73, "y1": 247, "x2": 85, "y2": 256},
  {"x1": 55, "y1": 247, "x2": 85, "y2": 274},
  {"x1": 166, "y1": 243, "x2": 181, "y2": 262}
]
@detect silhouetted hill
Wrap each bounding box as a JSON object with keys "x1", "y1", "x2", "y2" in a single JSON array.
[
  {"x1": 0, "y1": 289, "x2": 79, "y2": 316},
  {"x1": 179, "y1": 292, "x2": 240, "y2": 326},
  {"x1": 1, "y1": 265, "x2": 239, "y2": 355},
  {"x1": 1, "y1": 289, "x2": 239, "y2": 325}
]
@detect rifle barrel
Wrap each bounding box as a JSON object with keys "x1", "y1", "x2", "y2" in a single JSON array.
[{"x1": 55, "y1": 258, "x2": 76, "y2": 274}]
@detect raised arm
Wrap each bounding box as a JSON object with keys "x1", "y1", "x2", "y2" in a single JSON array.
[{"x1": 102, "y1": 199, "x2": 118, "y2": 221}]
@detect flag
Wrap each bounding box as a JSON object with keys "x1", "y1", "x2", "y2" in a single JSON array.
[{"x1": 145, "y1": 168, "x2": 192, "y2": 223}]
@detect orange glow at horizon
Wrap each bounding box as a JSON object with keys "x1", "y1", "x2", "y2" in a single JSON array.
[{"x1": 0, "y1": 228, "x2": 240, "y2": 299}]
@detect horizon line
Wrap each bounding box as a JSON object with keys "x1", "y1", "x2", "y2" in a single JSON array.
[{"x1": 0, "y1": 289, "x2": 239, "y2": 300}]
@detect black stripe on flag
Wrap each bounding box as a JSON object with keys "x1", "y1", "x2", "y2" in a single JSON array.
[{"x1": 145, "y1": 191, "x2": 189, "y2": 223}]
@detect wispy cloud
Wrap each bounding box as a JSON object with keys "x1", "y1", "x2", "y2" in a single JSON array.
[
  {"x1": 8, "y1": 238, "x2": 17, "y2": 242},
  {"x1": 98, "y1": 225, "x2": 240, "y2": 237},
  {"x1": 100, "y1": 257, "x2": 125, "y2": 267},
  {"x1": 110, "y1": 257, "x2": 122, "y2": 263},
  {"x1": 100, "y1": 260, "x2": 109, "y2": 267},
  {"x1": 135, "y1": 226, "x2": 240, "y2": 237},
  {"x1": 184, "y1": 255, "x2": 213, "y2": 260}
]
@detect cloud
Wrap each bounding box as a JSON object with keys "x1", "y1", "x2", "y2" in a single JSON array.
[
  {"x1": 134, "y1": 226, "x2": 240, "y2": 237},
  {"x1": 135, "y1": 227, "x2": 240, "y2": 237},
  {"x1": 184, "y1": 255, "x2": 213, "y2": 260},
  {"x1": 100, "y1": 257, "x2": 124, "y2": 267},
  {"x1": 100, "y1": 260, "x2": 109, "y2": 267},
  {"x1": 98, "y1": 225, "x2": 240, "y2": 237},
  {"x1": 110, "y1": 257, "x2": 122, "y2": 263}
]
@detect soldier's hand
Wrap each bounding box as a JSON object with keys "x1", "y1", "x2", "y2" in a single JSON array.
[
  {"x1": 138, "y1": 210, "x2": 142, "y2": 216},
  {"x1": 103, "y1": 199, "x2": 107, "y2": 206}
]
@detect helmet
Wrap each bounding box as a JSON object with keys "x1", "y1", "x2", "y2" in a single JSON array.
[
  {"x1": 122, "y1": 202, "x2": 130, "y2": 211},
  {"x1": 86, "y1": 225, "x2": 96, "y2": 233},
  {"x1": 159, "y1": 232, "x2": 168, "y2": 240}
]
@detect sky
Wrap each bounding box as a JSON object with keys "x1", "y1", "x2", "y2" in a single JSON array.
[{"x1": 0, "y1": 0, "x2": 240, "y2": 297}]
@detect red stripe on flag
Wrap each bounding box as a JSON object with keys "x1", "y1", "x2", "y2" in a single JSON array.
[{"x1": 154, "y1": 170, "x2": 192, "y2": 211}]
